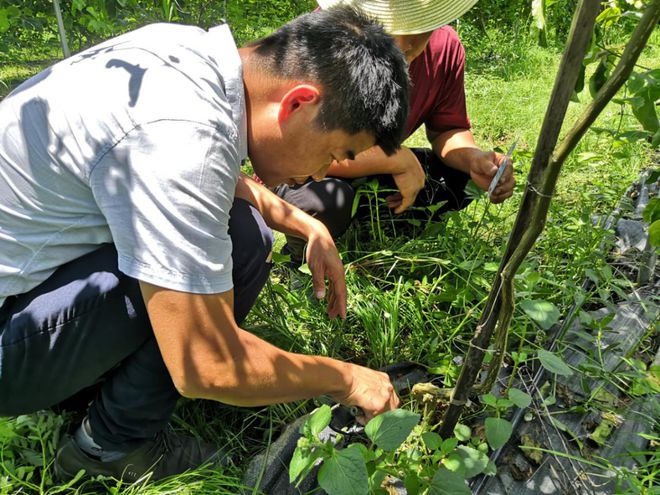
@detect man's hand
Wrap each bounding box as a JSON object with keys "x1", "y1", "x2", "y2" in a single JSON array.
[
  {"x1": 429, "y1": 129, "x2": 515, "y2": 204},
  {"x1": 305, "y1": 222, "x2": 347, "y2": 319},
  {"x1": 332, "y1": 363, "x2": 400, "y2": 422},
  {"x1": 466, "y1": 149, "x2": 515, "y2": 204},
  {"x1": 386, "y1": 147, "x2": 426, "y2": 214}
]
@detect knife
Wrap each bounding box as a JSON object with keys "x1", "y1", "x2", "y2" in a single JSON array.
[{"x1": 488, "y1": 138, "x2": 518, "y2": 199}]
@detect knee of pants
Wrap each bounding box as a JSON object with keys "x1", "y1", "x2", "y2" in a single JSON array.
[
  {"x1": 274, "y1": 178, "x2": 356, "y2": 239},
  {"x1": 313, "y1": 179, "x2": 356, "y2": 238},
  {"x1": 229, "y1": 198, "x2": 274, "y2": 266}
]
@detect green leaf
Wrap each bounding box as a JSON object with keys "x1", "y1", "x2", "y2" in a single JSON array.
[
  {"x1": 454, "y1": 423, "x2": 471, "y2": 442},
  {"x1": 289, "y1": 444, "x2": 323, "y2": 484},
  {"x1": 0, "y1": 9, "x2": 10, "y2": 33},
  {"x1": 484, "y1": 460, "x2": 498, "y2": 476},
  {"x1": 643, "y1": 198, "x2": 660, "y2": 224},
  {"x1": 429, "y1": 467, "x2": 470, "y2": 495},
  {"x1": 404, "y1": 472, "x2": 421, "y2": 495},
  {"x1": 455, "y1": 445, "x2": 489, "y2": 478},
  {"x1": 538, "y1": 349, "x2": 573, "y2": 376},
  {"x1": 508, "y1": 388, "x2": 532, "y2": 409},
  {"x1": 317, "y1": 445, "x2": 368, "y2": 495},
  {"x1": 520, "y1": 299, "x2": 560, "y2": 330},
  {"x1": 596, "y1": 6, "x2": 622, "y2": 27},
  {"x1": 365, "y1": 409, "x2": 420, "y2": 452},
  {"x1": 649, "y1": 220, "x2": 660, "y2": 247},
  {"x1": 646, "y1": 169, "x2": 660, "y2": 184},
  {"x1": 485, "y1": 418, "x2": 513, "y2": 450},
  {"x1": 422, "y1": 432, "x2": 443, "y2": 451},
  {"x1": 441, "y1": 437, "x2": 459, "y2": 454},
  {"x1": 444, "y1": 453, "x2": 463, "y2": 471},
  {"x1": 629, "y1": 86, "x2": 659, "y2": 132},
  {"x1": 589, "y1": 59, "x2": 609, "y2": 98},
  {"x1": 270, "y1": 251, "x2": 291, "y2": 264},
  {"x1": 307, "y1": 405, "x2": 332, "y2": 437}
]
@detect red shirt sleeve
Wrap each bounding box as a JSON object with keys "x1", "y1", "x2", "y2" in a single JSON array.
[{"x1": 406, "y1": 26, "x2": 471, "y2": 138}]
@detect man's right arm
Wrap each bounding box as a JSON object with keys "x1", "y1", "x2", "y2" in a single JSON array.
[{"x1": 139, "y1": 282, "x2": 399, "y2": 420}]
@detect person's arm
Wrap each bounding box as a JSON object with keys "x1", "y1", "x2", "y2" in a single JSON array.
[
  {"x1": 427, "y1": 128, "x2": 515, "y2": 203},
  {"x1": 140, "y1": 283, "x2": 399, "y2": 420},
  {"x1": 326, "y1": 146, "x2": 426, "y2": 214},
  {"x1": 235, "y1": 174, "x2": 347, "y2": 318}
]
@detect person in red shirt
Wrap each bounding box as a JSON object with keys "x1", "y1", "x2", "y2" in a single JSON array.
[{"x1": 275, "y1": 0, "x2": 515, "y2": 264}]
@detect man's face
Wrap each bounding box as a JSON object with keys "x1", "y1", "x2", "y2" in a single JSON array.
[
  {"x1": 392, "y1": 32, "x2": 434, "y2": 63},
  {"x1": 250, "y1": 109, "x2": 375, "y2": 188}
]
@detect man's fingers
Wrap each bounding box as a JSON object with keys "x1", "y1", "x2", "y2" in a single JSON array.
[
  {"x1": 394, "y1": 192, "x2": 417, "y2": 214},
  {"x1": 311, "y1": 264, "x2": 326, "y2": 299},
  {"x1": 329, "y1": 268, "x2": 347, "y2": 319}
]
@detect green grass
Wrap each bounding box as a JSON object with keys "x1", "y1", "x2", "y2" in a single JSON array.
[{"x1": 1, "y1": 23, "x2": 659, "y2": 495}]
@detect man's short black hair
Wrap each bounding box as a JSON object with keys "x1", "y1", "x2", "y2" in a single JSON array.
[{"x1": 248, "y1": 6, "x2": 409, "y2": 155}]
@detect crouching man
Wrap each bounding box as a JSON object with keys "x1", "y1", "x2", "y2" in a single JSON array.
[{"x1": 0, "y1": 7, "x2": 409, "y2": 481}]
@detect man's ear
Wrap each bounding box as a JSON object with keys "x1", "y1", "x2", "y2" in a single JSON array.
[{"x1": 277, "y1": 85, "x2": 321, "y2": 124}]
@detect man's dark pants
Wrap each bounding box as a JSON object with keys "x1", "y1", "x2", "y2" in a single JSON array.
[
  {"x1": 0, "y1": 198, "x2": 273, "y2": 452},
  {"x1": 274, "y1": 148, "x2": 472, "y2": 262}
]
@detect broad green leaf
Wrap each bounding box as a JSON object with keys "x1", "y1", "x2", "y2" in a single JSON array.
[
  {"x1": 508, "y1": 388, "x2": 532, "y2": 409},
  {"x1": 0, "y1": 10, "x2": 9, "y2": 33},
  {"x1": 454, "y1": 423, "x2": 471, "y2": 442},
  {"x1": 429, "y1": 467, "x2": 470, "y2": 495},
  {"x1": 481, "y1": 393, "x2": 497, "y2": 407},
  {"x1": 308, "y1": 405, "x2": 331, "y2": 437},
  {"x1": 576, "y1": 151, "x2": 601, "y2": 163},
  {"x1": 404, "y1": 471, "x2": 421, "y2": 495},
  {"x1": 484, "y1": 460, "x2": 498, "y2": 476},
  {"x1": 455, "y1": 445, "x2": 489, "y2": 478},
  {"x1": 520, "y1": 299, "x2": 560, "y2": 330},
  {"x1": 318, "y1": 445, "x2": 368, "y2": 495},
  {"x1": 631, "y1": 93, "x2": 659, "y2": 133},
  {"x1": 596, "y1": 6, "x2": 622, "y2": 27},
  {"x1": 646, "y1": 169, "x2": 660, "y2": 184},
  {"x1": 270, "y1": 251, "x2": 291, "y2": 264},
  {"x1": 589, "y1": 59, "x2": 609, "y2": 98},
  {"x1": 653, "y1": 129, "x2": 660, "y2": 148},
  {"x1": 643, "y1": 198, "x2": 660, "y2": 224},
  {"x1": 485, "y1": 417, "x2": 513, "y2": 450},
  {"x1": 365, "y1": 409, "x2": 420, "y2": 452},
  {"x1": 444, "y1": 453, "x2": 463, "y2": 471},
  {"x1": 289, "y1": 445, "x2": 323, "y2": 484},
  {"x1": 422, "y1": 431, "x2": 442, "y2": 451},
  {"x1": 538, "y1": 349, "x2": 573, "y2": 376},
  {"x1": 441, "y1": 437, "x2": 459, "y2": 454}
]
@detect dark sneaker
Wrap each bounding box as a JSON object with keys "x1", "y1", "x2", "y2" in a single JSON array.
[{"x1": 54, "y1": 428, "x2": 224, "y2": 482}]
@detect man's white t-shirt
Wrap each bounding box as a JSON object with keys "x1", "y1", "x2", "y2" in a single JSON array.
[{"x1": 0, "y1": 23, "x2": 247, "y2": 306}]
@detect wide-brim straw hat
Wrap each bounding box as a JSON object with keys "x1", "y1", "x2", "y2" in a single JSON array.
[{"x1": 317, "y1": 0, "x2": 479, "y2": 35}]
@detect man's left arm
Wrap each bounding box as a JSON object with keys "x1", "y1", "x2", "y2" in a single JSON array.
[
  {"x1": 427, "y1": 128, "x2": 515, "y2": 204},
  {"x1": 235, "y1": 173, "x2": 347, "y2": 318}
]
